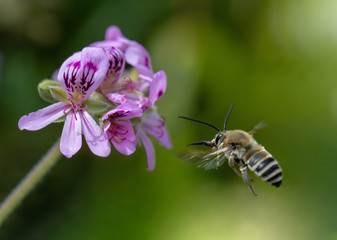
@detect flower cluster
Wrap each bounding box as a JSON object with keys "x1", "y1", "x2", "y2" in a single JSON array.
[{"x1": 18, "y1": 26, "x2": 171, "y2": 170}]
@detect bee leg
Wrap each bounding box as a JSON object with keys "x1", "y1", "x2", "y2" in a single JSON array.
[
  {"x1": 228, "y1": 156, "x2": 241, "y2": 177},
  {"x1": 216, "y1": 156, "x2": 220, "y2": 170},
  {"x1": 215, "y1": 153, "x2": 223, "y2": 170},
  {"x1": 240, "y1": 166, "x2": 257, "y2": 196}
]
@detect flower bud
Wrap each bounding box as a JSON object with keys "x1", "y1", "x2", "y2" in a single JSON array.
[{"x1": 38, "y1": 79, "x2": 67, "y2": 103}]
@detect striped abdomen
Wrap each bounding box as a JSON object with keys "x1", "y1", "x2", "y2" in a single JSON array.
[{"x1": 245, "y1": 147, "x2": 283, "y2": 187}]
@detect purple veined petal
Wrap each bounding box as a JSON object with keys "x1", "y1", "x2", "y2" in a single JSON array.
[
  {"x1": 99, "y1": 48, "x2": 125, "y2": 94},
  {"x1": 80, "y1": 110, "x2": 111, "y2": 157},
  {"x1": 138, "y1": 129, "x2": 155, "y2": 171},
  {"x1": 109, "y1": 120, "x2": 137, "y2": 156},
  {"x1": 79, "y1": 47, "x2": 110, "y2": 99},
  {"x1": 103, "y1": 102, "x2": 143, "y2": 121},
  {"x1": 149, "y1": 71, "x2": 167, "y2": 105},
  {"x1": 125, "y1": 45, "x2": 152, "y2": 74},
  {"x1": 60, "y1": 111, "x2": 82, "y2": 158},
  {"x1": 142, "y1": 111, "x2": 172, "y2": 149},
  {"x1": 111, "y1": 120, "x2": 137, "y2": 142},
  {"x1": 18, "y1": 102, "x2": 69, "y2": 131},
  {"x1": 58, "y1": 51, "x2": 82, "y2": 95},
  {"x1": 106, "y1": 93, "x2": 126, "y2": 104}
]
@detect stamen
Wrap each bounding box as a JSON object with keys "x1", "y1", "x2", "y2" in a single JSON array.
[
  {"x1": 63, "y1": 105, "x2": 72, "y2": 115},
  {"x1": 120, "y1": 75, "x2": 140, "y2": 94},
  {"x1": 107, "y1": 122, "x2": 129, "y2": 142}
]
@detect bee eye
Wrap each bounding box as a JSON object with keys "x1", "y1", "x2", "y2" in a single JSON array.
[
  {"x1": 229, "y1": 142, "x2": 236, "y2": 149},
  {"x1": 215, "y1": 133, "x2": 223, "y2": 144}
]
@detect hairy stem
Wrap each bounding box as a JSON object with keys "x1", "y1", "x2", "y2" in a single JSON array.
[{"x1": 0, "y1": 139, "x2": 61, "y2": 226}]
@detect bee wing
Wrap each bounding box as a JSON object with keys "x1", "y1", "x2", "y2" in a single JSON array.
[{"x1": 176, "y1": 149, "x2": 226, "y2": 170}]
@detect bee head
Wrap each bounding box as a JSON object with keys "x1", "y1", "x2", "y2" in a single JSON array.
[{"x1": 224, "y1": 130, "x2": 253, "y2": 149}]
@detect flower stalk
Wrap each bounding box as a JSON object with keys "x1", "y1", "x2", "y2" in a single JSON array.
[{"x1": 0, "y1": 139, "x2": 61, "y2": 226}]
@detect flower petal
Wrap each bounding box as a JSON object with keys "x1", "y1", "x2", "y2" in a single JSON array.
[
  {"x1": 18, "y1": 102, "x2": 69, "y2": 131},
  {"x1": 125, "y1": 45, "x2": 152, "y2": 76},
  {"x1": 138, "y1": 129, "x2": 155, "y2": 171},
  {"x1": 149, "y1": 71, "x2": 167, "y2": 105},
  {"x1": 142, "y1": 111, "x2": 172, "y2": 149},
  {"x1": 57, "y1": 51, "x2": 82, "y2": 95},
  {"x1": 79, "y1": 47, "x2": 110, "y2": 99},
  {"x1": 104, "y1": 25, "x2": 124, "y2": 41},
  {"x1": 109, "y1": 121, "x2": 136, "y2": 156},
  {"x1": 90, "y1": 40, "x2": 126, "y2": 51},
  {"x1": 103, "y1": 103, "x2": 143, "y2": 121},
  {"x1": 91, "y1": 26, "x2": 128, "y2": 52},
  {"x1": 106, "y1": 93, "x2": 126, "y2": 104},
  {"x1": 125, "y1": 93, "x2": 143, "y2": 106},
  {"x1": 80, "y1": 110, "x2": 111, "y2": 157},
  {"x1": 99, "y1": 47, "x2": 125, "y2": 94},
  {"x1": 57, "y1": 47, "x2": 110, "y2": 100},
  {"x1": 60, "y1": 111, "x2": 82, "y2": 158}
]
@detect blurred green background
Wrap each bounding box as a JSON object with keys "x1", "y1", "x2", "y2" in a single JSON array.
[{"x1": 1, "y1": 0, "x2": 337, "y2": 239}]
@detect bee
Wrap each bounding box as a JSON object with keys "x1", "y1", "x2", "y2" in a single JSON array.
[{"x1": 178, "y1": 104, "x2": 282, "y2": 196}]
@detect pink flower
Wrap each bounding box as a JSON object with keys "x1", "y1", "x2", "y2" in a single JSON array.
[
  {"x1": 103, "y1": 103, "x2": 142, "y2": 155},
  {"x1": 18, "y1": 26, "x2": 172, "y2": 170},
  {"x1": 18, "y1": 47, "x2": 112, "y2": 158}
]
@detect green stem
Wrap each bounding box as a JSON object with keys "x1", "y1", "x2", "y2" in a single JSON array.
[{"x1": 0, "y1": 139, "x2": 61, "y2": 226}]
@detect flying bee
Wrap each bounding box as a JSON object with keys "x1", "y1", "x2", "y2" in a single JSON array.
[{"x1": 178, "y1": 104, "x2": 282, "y2": 196}]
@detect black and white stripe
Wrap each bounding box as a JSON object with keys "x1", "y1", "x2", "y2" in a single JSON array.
[{"x1": 247, "y1": 148, "x2": 283, "y2": 187}]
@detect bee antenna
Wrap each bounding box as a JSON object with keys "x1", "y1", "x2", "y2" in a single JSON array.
[
  {"x1": 186, "y1": 141, "x2": 214, "y2": 147},
  {"x1": 178, "y1": 116, "x2": 221, "y2": 132},
  {"x1": 224, "y1": 104, "x2": 234, "y2": 131}
]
